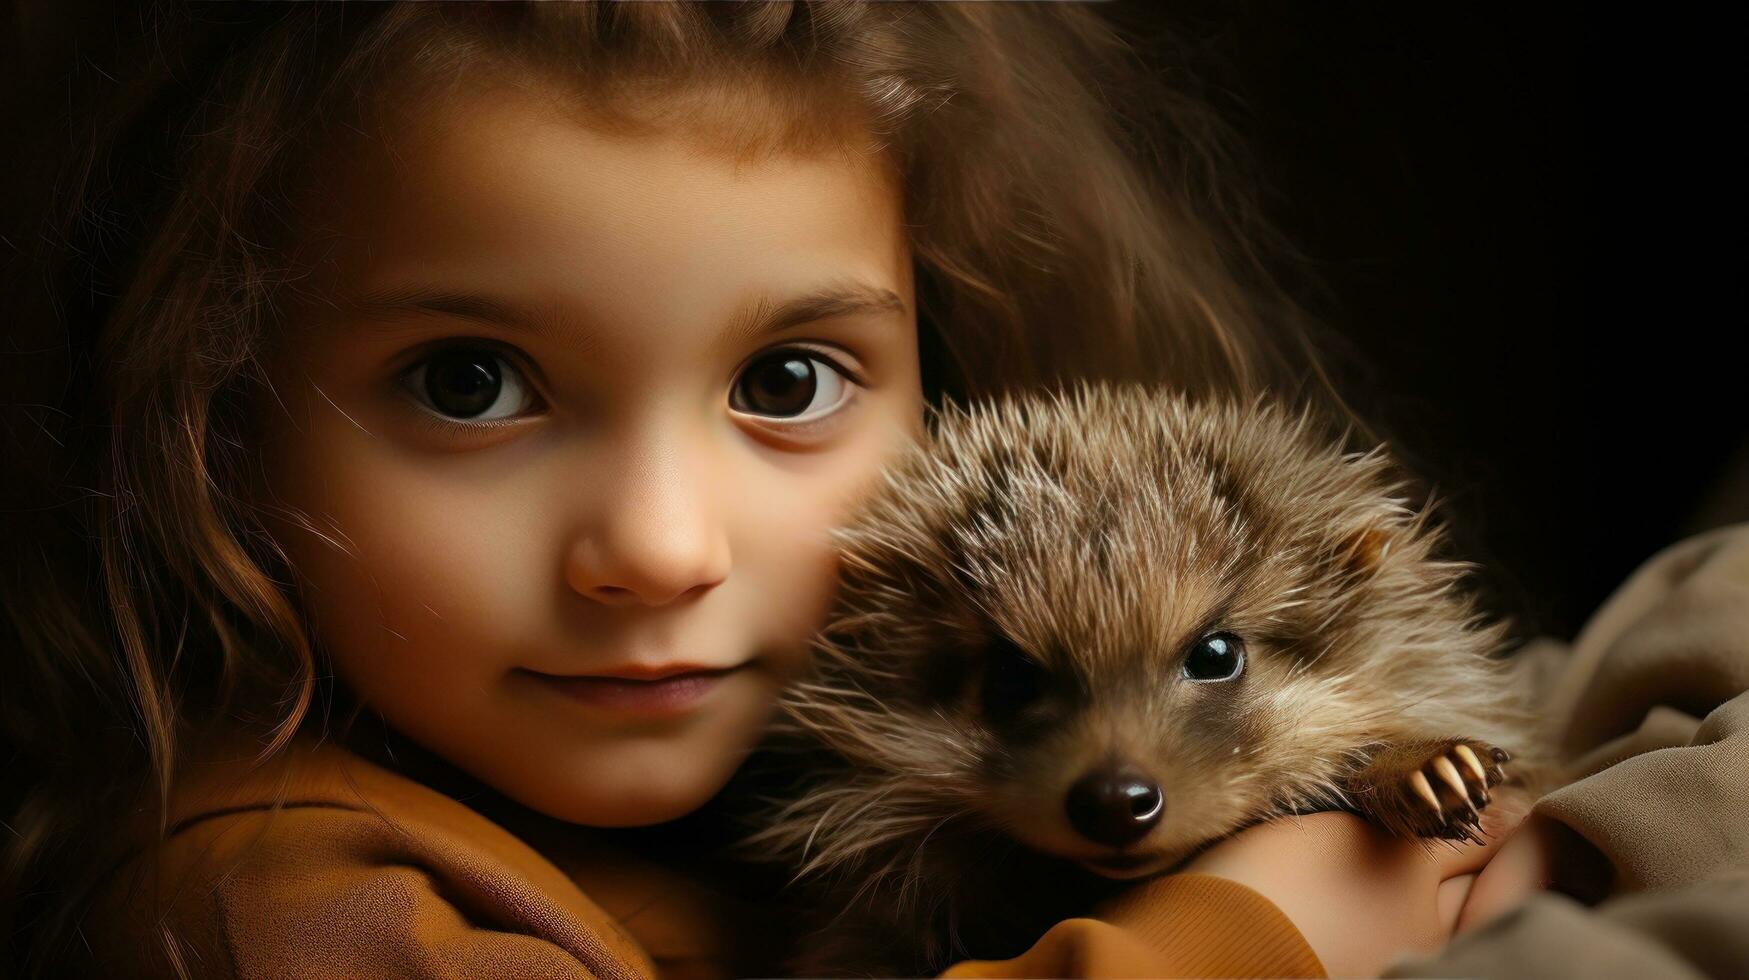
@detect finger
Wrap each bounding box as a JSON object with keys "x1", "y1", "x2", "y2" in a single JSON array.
[
  {"x1": 1437, "y1": 872, "x2": 1479, "y2": 932},
  {"x1": 1454, "y1": 816, "x2": 1555, "y2": 933},
  {"x1": 1457, "y1": 812, "x2": 1614, "y2": 935}
]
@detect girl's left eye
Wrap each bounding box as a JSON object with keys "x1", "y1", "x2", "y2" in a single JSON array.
[
  {"x1": 403, "y1": 347, "x2": 538, "y2": 422},
  {"x1": 729, "y1": 349, "x2": 858, "y2": 422}
]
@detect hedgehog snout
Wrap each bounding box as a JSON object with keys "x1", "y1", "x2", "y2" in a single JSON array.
[{"x1": 1064, "y1": 762, "x2": 1164, "y2": 847}]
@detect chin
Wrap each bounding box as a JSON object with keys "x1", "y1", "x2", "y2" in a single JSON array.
[
  {"x1": 531, "y1": 773, "x2": 724, "y2": 826},
  {"x1": 530, "y1": 750, "x2": 740, "y2": 828},
  {"x1": 522, "y1": 778, "x2": 717, "y2": 827},
  {"x1": 578, "y1": 796, "x2": 710, "y2": 828}
]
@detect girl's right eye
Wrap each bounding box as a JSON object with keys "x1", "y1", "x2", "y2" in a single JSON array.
[{"x1": 402, "y1": 347, "x2": 539, "y2": 422}]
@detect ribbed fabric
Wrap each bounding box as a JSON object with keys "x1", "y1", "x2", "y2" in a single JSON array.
[{"x1": 941, "y1": 874, "x2": 1325, "y2": 979}]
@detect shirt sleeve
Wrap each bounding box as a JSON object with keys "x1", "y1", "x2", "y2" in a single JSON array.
[
  {"x1": 85, "y1": 805, "x2": 657, "y2": 980},
  {"x1": 937, "y1": 872, "x2": 1327, "y2": 979}
]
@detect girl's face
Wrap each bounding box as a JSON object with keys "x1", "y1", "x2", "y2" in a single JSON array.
[{"x1": 258, "y1": 80, "x2": 922, "y2": 826}]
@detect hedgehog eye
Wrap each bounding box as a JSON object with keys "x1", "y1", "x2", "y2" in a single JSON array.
[
  {"x1": 979, "y1": 634, "x2": 1047, "y2": 721},
  {"x1": 1182, "y1": 631, "x2": 1246, "y2": 682}
]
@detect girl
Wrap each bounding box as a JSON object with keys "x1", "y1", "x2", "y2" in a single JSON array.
[{"x1": 12, "y1": 3, "x2": 1717, "y2": 978}]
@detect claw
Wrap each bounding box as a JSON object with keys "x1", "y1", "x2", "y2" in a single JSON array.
[
  {"x1": 1432, "y1": 756, "x2": 1471, "y2": 802},
  {"x1": 1453, "y1": 744, "x2": 1489, "y2": 784},
  {"x1": 1490, "y1": 746, "x2": 1511, "y2": 764},
  {"x1": 1409, "y1": 771, "x2": 1442, "y2": 818}
]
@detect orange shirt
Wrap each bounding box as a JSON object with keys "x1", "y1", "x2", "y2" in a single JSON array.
[{"x1": 85, "y1": 732, "x2": 1325, "y2": 978}]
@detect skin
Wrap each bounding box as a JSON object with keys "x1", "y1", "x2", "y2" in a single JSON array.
[
  {"x1": 256, "y1": 78, "x2": 923, "y2": 828},
  {"x1": 1182, "y1": 790, "x2": 1611, "y2": 976},
  {"x1": 249, "y1": 71, "x2": 1567, "y2": 964}
]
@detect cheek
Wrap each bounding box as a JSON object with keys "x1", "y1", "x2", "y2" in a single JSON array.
[
  {"x1": 732, "y1": 416, "x2": 918, "y2": 675},
  {"x1": 729, "y1": 469, "x2": 857, "y2": 680},
  {"x1": 255, "y1": 363, "x2": 919, "y2": 826},
  {"x1": 1234, "y1": 668, "x2": 1380, "y2": 790},
  {"x1": 263, "y1": 415, "x2": 553, "y2": 709}
]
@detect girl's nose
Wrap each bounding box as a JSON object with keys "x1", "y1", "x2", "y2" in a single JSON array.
[{"x1": 563, "y1": 444, "x2": 732, "y2": 608}]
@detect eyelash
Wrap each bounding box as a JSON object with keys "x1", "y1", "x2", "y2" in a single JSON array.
[
  {"x1": 409, "y1": 408, "x2": 526, "y2": 442},
  {"x1": 398, "y1": 342, "x2": 544, "y2": 435},
  {"x1": 396, "y1": 341, "x2": 867, "y2": 437}
]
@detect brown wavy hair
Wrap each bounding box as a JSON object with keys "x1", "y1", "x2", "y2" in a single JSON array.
[{"x1": 0, "y1": 2, "x2": 1339, "y2": 974}]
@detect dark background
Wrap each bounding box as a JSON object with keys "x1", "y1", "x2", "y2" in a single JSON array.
[
  {"x1": 5, "y1": 3, "x2": 1741, "y2": 641},
  {"x1": 1108, "y1": 3, "x2": 1745, "y2": 640}
]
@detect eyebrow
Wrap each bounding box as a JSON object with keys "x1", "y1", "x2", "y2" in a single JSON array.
[{"x1": 347, "y1": 280, "x2": 908, "y2": 343}]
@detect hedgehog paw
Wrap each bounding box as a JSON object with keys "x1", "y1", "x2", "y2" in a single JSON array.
[{"x1": 1353, "y1": 739, "x2": 1510, "y2": 843}]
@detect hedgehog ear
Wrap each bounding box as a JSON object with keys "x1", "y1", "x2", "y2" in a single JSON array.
[{"x1": 1338, "y1": 523, "x2": 1396, "y2": 580}]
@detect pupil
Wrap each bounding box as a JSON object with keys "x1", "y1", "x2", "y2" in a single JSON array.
[
  {"x1": 426, "y1": 352, "x2": 502, "y2": 418},
  {"x1": 1185, "y1": 632, "x2": 1243, "y2": 680},
  {"x1": 740, "y1": 355, "x2": 816, "y2": 416}
]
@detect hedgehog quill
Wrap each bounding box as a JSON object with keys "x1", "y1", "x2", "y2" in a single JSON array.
[{"x1": 737, "y1": 382, "x2": 1552, "y2": 977}]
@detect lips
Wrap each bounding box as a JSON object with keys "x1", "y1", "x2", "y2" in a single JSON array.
[
  {"x1": 569, "y1": 662, "x2": 744, "y2": 681},
  {"x1": 521, "y1": 663, "x2": 747, "y2": 716}
]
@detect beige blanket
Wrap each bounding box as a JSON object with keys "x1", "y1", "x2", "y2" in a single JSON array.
[{"x1": 1388, "y1": 523, "x2": 1749, "y2": 978}]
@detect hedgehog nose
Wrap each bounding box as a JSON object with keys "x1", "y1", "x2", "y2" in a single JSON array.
[{"x1": 1065, "y1": 766, "x2": 1164, "y2": 847}]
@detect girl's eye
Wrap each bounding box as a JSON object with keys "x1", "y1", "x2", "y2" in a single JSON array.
[
  {"x1": 404, "y1": 348, "x2": 537, "y2": 422},
  {"x1": 729, "y1": 349, "x2": 855, "y2": 422},
  {"x1": 1182, "y1": 631, "x2": 1246, "y2": 682}
]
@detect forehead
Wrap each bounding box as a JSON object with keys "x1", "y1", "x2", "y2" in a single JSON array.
[{"x1": 293, "y1": 75, "x2": 908, "y2": 344}]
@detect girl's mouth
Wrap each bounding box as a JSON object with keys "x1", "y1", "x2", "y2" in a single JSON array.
[{"x1": 520, "y1": 664, "x2": 747, "y2": 717}]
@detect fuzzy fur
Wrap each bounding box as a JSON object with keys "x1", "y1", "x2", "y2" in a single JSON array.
[{"x1": 736, "y1": 382, "x2": 1553, "y2": 976}]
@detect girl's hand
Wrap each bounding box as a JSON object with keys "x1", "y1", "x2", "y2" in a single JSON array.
[
  {"x1": 1179, "y1": 791, "x2": 1532, "y2": 978},
  {"x1": 1453, "y1": 810, "x2": 1613, "y2": 935}
]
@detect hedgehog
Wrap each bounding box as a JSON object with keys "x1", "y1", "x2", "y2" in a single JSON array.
[{"x1": 735, "y1": 381, "x2": 1552, "y2": 977}]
